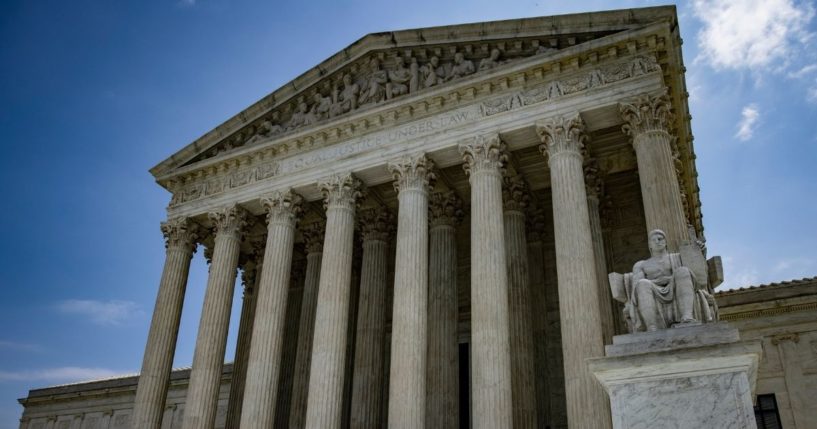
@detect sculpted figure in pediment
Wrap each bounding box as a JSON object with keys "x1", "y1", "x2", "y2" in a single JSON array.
[
  {"x1": 421, "y1": 56, "x2": 446, "y2": 88},
  {"x1": 246, "y1": 116, "x2": 284, "y2": 145},
  {"x1": 387, "y1": 55, "x2": 413, "y2": 98},
  {"x1": 287, "y1": 99, "x2": 316, "y2": 130},
  {"x1": 445, "y1": 52, "x2": 475, "y2": 81},
  {"x1": 358, "y1": 57, "x2": 389, "y2": 105},
  {"x1": 536, "y1": 44, "x2": 559, "y2": 55},
  {"x1": 330, "y1": 73, "x2": 359, "y2": 117},
  {"x1": 478, "y1": 48, "x2": 503, "y2": 71},
  {"x1": 310, "y1": 93, "x2": 332, "y2": 121}
]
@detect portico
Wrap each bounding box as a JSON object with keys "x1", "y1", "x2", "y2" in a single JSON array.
[{"x1": 132, "y1": 7, "x2": 702, "y2": 429}]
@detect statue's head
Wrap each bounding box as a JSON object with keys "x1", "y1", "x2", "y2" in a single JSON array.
[
  {"x1": 454, "y1": 52, "x2": 464, "y2": 63},
  {"x1": 648, "y1": 229, "x2": 667, "y2": 254}
]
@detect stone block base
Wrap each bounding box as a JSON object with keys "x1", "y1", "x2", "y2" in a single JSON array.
[{"x1": 588, "y1": 323, "x2": 762, "y2": 429}]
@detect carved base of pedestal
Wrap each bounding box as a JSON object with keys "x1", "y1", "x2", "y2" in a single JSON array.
[{"x1": 589, "y1": 323, "x2": 762, "y2": 429}]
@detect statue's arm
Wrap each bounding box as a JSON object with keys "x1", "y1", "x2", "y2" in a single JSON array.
[{"x1": 632, "y1": 261, "x2": 646, "y2": 284}]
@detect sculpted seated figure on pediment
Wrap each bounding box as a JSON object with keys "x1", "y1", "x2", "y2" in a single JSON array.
[
  {"x1": 358, "y1": 57, "x2": 389, "y2": 105},
  {"x1": 609, "y1": 229, "x2": 721, "y2": 333},
  {"x1": 445, "y1": 52, "x2": 475, "y2": 81},
  {"x1": 421, "y1": 56, "x2": 446, "y2": 88},
  {"x1": 287, "y1": 99, "x2": 316, "y2": 130},
  {"x1": 478, "y1": 48, "x2": 503, "y2": 71},
  {"x1": 330, "y1": 73, "x2": 359, "y2": 118}
]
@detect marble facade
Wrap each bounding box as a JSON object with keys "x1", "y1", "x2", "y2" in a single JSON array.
[{"x1": 18, "y1": 6, "x2": 816, "y2": 429}]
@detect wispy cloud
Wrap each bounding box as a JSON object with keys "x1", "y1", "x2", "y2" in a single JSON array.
[
  {"x1": 0, "y1": 367, "x2": 125, "y2": 383},
  {"x1": 693, "y1": 0, "x2": 815, "y2": 71},
  {"x1": 56, "y1": 299, "x2": 144, "y2": 326},
  {"x1": 718, "y1": 255, "x2": 760, "y2": 291},
  {"x1": 0, "y1": 340, "x2": 43, "y2": 353},
  {"x1": 735, "y1": 103, "x2": 760, "y2": 141}
]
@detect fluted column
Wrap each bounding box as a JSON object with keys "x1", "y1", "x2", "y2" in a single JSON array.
[
  {"x1": 426, "y1": 190, "x2": 463, "y2": 429},
  {"x1": 525, "y1": 208, "x2": 551, "y2": 427},
  {"x1": 304, "y1": 173, "x2": 362, "y2": 429},
  {"x1": 273, "y1": 265, "x2": 305, "y2": 428},
  {"x1": 289, "y1": 222, "x2": 325, "y2": 429},
  {"x1": 386, "y1": 154, "x2": 435, "y2": 429},
  {"x1": 536, "y1": 116, "x2": 611, "y2": 429},
  {"x1": 620, "y1": 91, "x2": 688, "y2": 250},
  {"x1": 459, "y1": 134, "x2": 513, "y2": 429},
  {"x1": 132, "y1": 218, "x2": 198, "y2": 429},
  {"x1": 240, "y1": 190, "x2": 304, "y2": 427},
  {"x1": 224, "y1": 245, "x2": 263, "y2": 429},
  {"x1": 584, "y1": 158, "x2": 616, "y2": 345},
  {"x1": 350, "y1": 208, "x2": 393, "y2": 428},
  {"x1": 502, "y1": 175, "x2": 537, "y2": 429},
  {"x1": 182, "y1": 205, "x2": 249, "y2": 429}
]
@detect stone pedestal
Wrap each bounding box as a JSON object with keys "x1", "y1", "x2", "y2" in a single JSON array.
[{"x1": 589, "y1": 323, "x2": 762, "y2": 429}]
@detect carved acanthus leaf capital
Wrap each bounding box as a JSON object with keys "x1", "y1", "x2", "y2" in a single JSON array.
[
  {"x1": 208, "y1": 205, "x2": 251, "y2": 240},
  {"x1": 536, "y1": 114, "x2": 587, "y2": 161},
  {"x1": 388, "y1": 153, "x2": 436, "y2": 193},
  {"x1": 459, "y1": 133, "x2": 507, "y2": 177},
  {"x1": 160, "y1": 217, "x2": 199, "y2": 253},
  {"x1": 526, "y1": 205, "x2": 547, "y2": 242},
  {"x1": 583, "y1": 155, "x2": 605, "y2": 201},
  {"x1": 261, "y1": 189, "x2": 304, "y2": 226},
  {"x1": 318, "y1": 173, "x2": 363, "y2": 211},
  {"x1": 429, "y1": 190, "x2": 464, "y2": 227},
  {"x1": 301, "y1": 221, "x2": 326, "y2": 254},
  {"x1": 502, "y1": 174, "x2": 530, "y2": 212},
  {"x1": 358, "y1": 208, "x2": 395, "y2": 242},
  {"x1": 619, "y1": 91, "x2": 674, "y2": 137}
]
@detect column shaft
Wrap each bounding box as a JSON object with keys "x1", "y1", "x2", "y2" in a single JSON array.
[
  {"x1": 182, "y1": 206, "x2": 247, "y2": 429},
  {"x1": 132, "y1": 218, "x2": 197, "y2": 429},
  {"x1": 240, "y1": 191, "x2": 302, "y2": 428},
  {"x1": 224, "y1": 260, "x2": 261, "y2": 429},
  {"x1": 288, "y1": 222, "x2": 324, "y2": 429},
  {"x1": 350, "y1": 210, "x2": 391, "y2": 428},
  {"x1": 426, "y1": 191, "x2": 462, "y2": 429},
  {"x1": 274, "y1": 279, "x2": 304, "y2": 427},
  {"x1": 621, "y1": 92, "x2": 688, "y2": 250},
  {"x1": 537, "y1": 116, "x2": 611, "y2": 429},
  {"x1": 527, "y1": 237, "x2": 550, "y2": 426},
  {"x1": 304, "y1": 174, "x2": 360, "y2": 429},
  {"x1": 504, "y1": 207, "x2": 537, "y2": 429},
  {"x1": 387, "y1": 155, "x2": 433, "y2": 429},
  {"x1": 459, "y1": 136, "x2": 513, "y2": 429},
  {"x1": 587, "y1": 194, "x2": 615, "y2": 344}
]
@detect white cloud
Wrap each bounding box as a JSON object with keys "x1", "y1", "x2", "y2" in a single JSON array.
[
  {"x1": 735, "y1": 103, "x2": 760, "y2": 141},
  {"x1": 56, "y1": 299, "x2": 144, "y2": 326},
  {"x1": 693, "y1": 0, "x2": 815, "y2": 71},
  {"x1": 717, "y1": 255, "x2": 760, "y2": 291},
  {"x1": 0, "y1": 367, "x2": 124, "y2": 383}
]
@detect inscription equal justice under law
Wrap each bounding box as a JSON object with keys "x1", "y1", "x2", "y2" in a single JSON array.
[{"x1": 279, "y1": 106, "x2": 479, "y2": 175}]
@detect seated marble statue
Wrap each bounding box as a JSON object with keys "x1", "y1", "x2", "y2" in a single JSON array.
[{"x1": 609, "y1": 229, "x2": 721, "y2": 333}]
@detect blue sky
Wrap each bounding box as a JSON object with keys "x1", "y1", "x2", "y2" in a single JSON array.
[{"x1": 1, "y1": 0, "x2": 815, "y2": 426}]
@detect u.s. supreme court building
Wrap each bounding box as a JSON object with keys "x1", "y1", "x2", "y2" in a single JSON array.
[{"x1": 17, "y1": 6, "x2": 817, "y2": 429}]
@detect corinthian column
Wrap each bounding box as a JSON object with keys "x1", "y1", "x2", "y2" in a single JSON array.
[
  {"x1": 132, "y1": 218, "x2": 198, "y2": 429},
  {"x1": 502, "y1": 175, "x2": 537, "y2": 429},
  {"x1": 289, "y1": 222, "x2": 325, "y2": 429},
  {"x1": 182, "y1": 205, "x2": 249, "y2": 429},
  {"x1": 620, "y1": 91, "x2": 688, "y2": 250},
  {"x1": 224, "y1": 244, "x2": 263, "y2": 429},
  {"x1": 536, "y1": 116, "x2": 611, "y2": 429},
  {"x1": 304, "y1": 174, "x2": 362, "y2": 429},
  {"x1": 350, "y1": 208, "x2": 393, "y2": 428},
  {"x1": 584, "y1": 158, "x2": 615, "y2": 345},
  {"x1": 459, "y1": 134, "x2": 513, "y2": 429},
  {"x1": 386, "y1": 154, "x2": 435, "y2": 429},
  {"x1": 240, "y1": 190, "x2": 303, "y2": 427},
  {"x1": 525, "y1": 208, "x2": 550, "y2": 426},
  {"x1": 426, "y1": 190, "x2": 463, "y2": 429}
]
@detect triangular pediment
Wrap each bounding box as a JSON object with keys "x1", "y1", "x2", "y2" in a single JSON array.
[{"x1": 150, "y1": 6, "x2": 677, "y2": 180}]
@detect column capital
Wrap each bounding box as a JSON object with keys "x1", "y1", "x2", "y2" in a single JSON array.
[
  {"x1": 388, "y1": 153, "x2": 436, "y2": 193},
  {"x1": 459, "y1": 133, "x2": 507, "y2": 177},
  {"x1": 619, "y1": 91, "x2": 674, "y2": 138},
  {"x1": 318, "y1": 173, "x2": 363, "y2": 211},
  {"x1": 429, "y1": 190, "x2": 464, "y2": 228},
  {"x1": 208, "y1": 205, "x2": 251, "y2": 240},
  {"x1": 160, "y1": 217, "x2": 199, "y2": 253},
  {"x1": 502, "y1": 175, "x2": 530, "y2": 213},
  {"x1": 301, "y1": 221, "x2": 326, "y2": 254},
  {"x1": 358, "y1": 207, "x2": 394, "y2": 243},
  {"x1": 535, "y1": 114, "x2": 587, "y2": 162},
  {"x1": 261, "y1": 189, "x2": 304, "y2": 227},
  {"x1": 525, "y1": 205, "x2": 547, "y2": 243}
]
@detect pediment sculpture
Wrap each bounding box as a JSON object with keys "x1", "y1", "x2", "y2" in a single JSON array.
[{"x1": 609, "y1": 229, "x2": 722, "y2": 333}]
